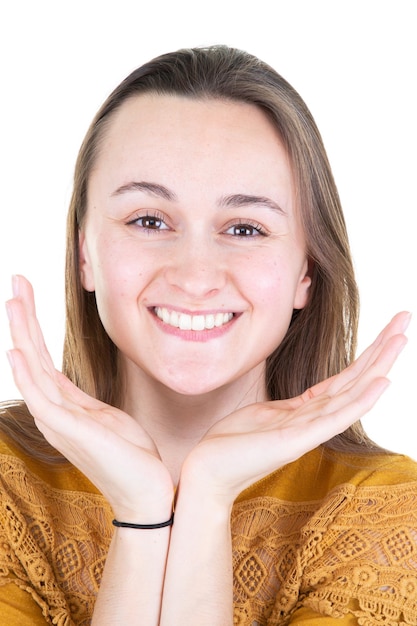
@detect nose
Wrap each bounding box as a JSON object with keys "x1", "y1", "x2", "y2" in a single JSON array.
[{"x1": 164, "y1": 236, "x2": 227, "y2": 299}]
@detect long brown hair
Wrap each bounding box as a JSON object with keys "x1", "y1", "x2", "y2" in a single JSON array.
[{"x1": 1, "y1": 45, "x2": 377, "y2": 464}]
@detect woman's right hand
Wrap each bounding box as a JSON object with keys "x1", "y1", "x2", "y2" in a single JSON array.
[{"x1": 6, "y1": 275, "x2": 174, "y2": 523}]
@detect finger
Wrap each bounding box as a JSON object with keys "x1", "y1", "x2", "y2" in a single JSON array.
[
  {"x1": 271, "y1": 333, "x2": 407, "y2": 451},
  {"x1": 11, "y1": 275, "x2": 56, "y2": 374},
  {"x1": 296, "y1": 312, "x2": 410, "y2": 405},
  {"x1": 295, "y1": 333, "x2": 407, "y2": 437},
  {"x1": 328, "y1": 330, "x2": 408, "y2": 402},
  {"x1": 55, "y1": 370, "x2": 104, "y2": 408},
  {"x1": 7, "y1": 347, "x2": 62, "y2": 424},
  {"x1": 7, "y1": 277, "x2": 54, "y2": 379},
  {"x1": 330, "y1": 312, "x2": 410, "y2": 392},
  {"x1": 7, "y1": 347, "x2": 109, "y2": 449},
  {"x1": 7, "y1": 296, "x2": 62, "y2": 404},
  {"x1": 312, "y1": 332, "x2": 406, "y2": 419},
  {"x1": 40, "y1": 369, "x2": 159, "y2": 453},
  {"x1": 7, "y1": 297, "x2": 104, "y2": 421},
  {"x1": 8, "y1": 347, "x2": 155, "y2": 470},
  {"x1": 284, "y1": 377, "x2": 392, "y2": 463}
]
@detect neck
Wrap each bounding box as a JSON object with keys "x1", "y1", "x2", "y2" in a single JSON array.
[{"x1": 121, "y1": 362, "x2": 267, "y2": 484}]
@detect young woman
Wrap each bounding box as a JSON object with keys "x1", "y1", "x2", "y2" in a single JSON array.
[{"x1": 1, "y1": 45, "x2": 416, "y2": 626}]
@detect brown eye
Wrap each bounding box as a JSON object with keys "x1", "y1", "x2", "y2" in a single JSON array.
[
  {"x1": 233, "y1": 225, "x2": 256, "y2": 236},
  {"x1": 140, "y1": 216, "x2": 164, "y2": 229},
  {"x1": 127, "y1": 212, "x2": 169, "y2": 231},
  {"x1": 224, "y1": 221, "x2": 266, "y2": 237}
]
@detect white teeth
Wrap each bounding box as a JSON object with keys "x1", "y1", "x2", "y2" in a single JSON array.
[
  {"x1": 155, "y1": 307, "x2": 233, "y2": 330},
  {"x1": 205, "y1": 314, "x2": 215, "y2": 329},
  {"x1": 214, "y1": 313, "x2": 225, "y2": 327},
  {"x1": 179, "y1": 313, "x2": 191, "y2": 330},
  {"x1": 191, "y1": 315, "x2": 205, "y2": 331}
]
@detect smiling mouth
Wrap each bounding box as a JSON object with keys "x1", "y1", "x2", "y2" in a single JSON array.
[{"x1": 154, "y1": 307, "x2": 234, "y2": 331}]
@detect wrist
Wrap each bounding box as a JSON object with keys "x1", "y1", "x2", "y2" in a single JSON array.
[
  {"x1": 111, "y1": 491, "x2": 174, "y2": 526},
  {"x1": 177, "y1": 465, "x2": 235, "y2": 518}
]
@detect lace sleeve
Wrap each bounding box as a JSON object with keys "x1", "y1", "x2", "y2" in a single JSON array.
[
  {"x1": 231, "y1": 482, "x2": 417, "y2": 626},
  {"x1": 0, "y1": 451, "x2": 112, "y2": 626},
  {"x1": 300, "y1": 482, "x2": 417, "y2": 625}
]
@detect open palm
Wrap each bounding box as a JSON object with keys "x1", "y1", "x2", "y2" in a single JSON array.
[
  {"x1": 183, "y1": 311, "x2": 409, "y2": 502},
  {"x1": 7, "y1": 276, "x2": 174, "y2": 521}
]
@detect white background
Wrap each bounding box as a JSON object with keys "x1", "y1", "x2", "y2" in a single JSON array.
[{"x1": 0, "y1": 1, "x2": 415, "y2": 458}]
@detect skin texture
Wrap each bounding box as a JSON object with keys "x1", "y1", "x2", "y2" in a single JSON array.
[
  {"x1": 5, "y1": 95, "x2": 410, "y2": 625},
  {"x1": 80, "y1": 95, "x2": 311, "y2": 398}
]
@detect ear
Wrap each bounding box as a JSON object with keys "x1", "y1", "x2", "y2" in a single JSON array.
[
  {"x1": 293, "y1": 258, "x2": 313, "y2": 310},
  {"x1": 78, "y1": 230, "x2": 95, "y2": 292}
]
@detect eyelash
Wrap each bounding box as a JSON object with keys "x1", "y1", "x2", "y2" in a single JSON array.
[
  {"x1": 127, "y1": 212, "x2": 169, "y2": 232},
  {"x1": 126, "y1": 213, "x2": 268, "y2": 238}
]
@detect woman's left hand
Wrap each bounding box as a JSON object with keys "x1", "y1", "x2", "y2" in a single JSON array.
[{"x1": 180, "y1": 312, "x2": 410, "y2": 503}]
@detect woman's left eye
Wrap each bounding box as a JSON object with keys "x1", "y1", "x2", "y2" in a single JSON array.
[{"x1": 224, "y1": 222, "x2": 267, "y2": 237}]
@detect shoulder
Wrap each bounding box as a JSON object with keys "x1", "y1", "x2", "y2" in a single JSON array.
[
  {"x1": 232, "y1": 447, "x2": 417, "y2": 534},
  {"x1": 236, "y1": 446, "x2": 417, "y2": 504},
  {"x1": 231, "y1": 448, "x2": 417, "y2": 624},
  {"x1": 0, "y1": 402, "x2": 98, "y2": 494}
]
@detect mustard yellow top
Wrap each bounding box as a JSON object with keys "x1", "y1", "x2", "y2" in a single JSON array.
[{"x1": 0, "y1": 435, "x2": 416, "y2": 626}]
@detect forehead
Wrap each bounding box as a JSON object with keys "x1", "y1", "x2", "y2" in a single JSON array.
[
  {"x1": 106, "y1": 92, "x2": 280, "y2": 138},
  {"x1": 90, "y1": 94, "x2": 294, "y2": 205},
  {"x1": 99, "y1": 93, "x2": 286, "y2": 158}
]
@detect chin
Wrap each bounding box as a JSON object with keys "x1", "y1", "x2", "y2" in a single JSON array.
[
  {"x1": 156, "y1": 368, "x2": 238, "y2": 398},
  {"x1": 163, "y1": 379, "x2": 225, "y2": 397}
]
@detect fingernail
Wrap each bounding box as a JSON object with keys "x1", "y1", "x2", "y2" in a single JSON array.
[
  {"x1": 401, "y1": 312, "x2": 412, "y2": 333},
  {"x1": 12, "y1": 275, "x2": 20, "y2": 297},
  {"x1": 6, "y1": 350, "x2": 15, "y2": 370}
]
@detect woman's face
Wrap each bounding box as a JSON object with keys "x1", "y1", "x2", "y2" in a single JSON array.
[{"x1": 80, "y1": 95, "x2": 311, "y2": 397}]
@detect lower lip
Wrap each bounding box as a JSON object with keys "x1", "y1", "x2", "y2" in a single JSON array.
[{"x1": 150, "y1": 310, "x2": 238, "y2": 342}]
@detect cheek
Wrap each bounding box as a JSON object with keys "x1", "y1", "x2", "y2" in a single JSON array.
[
  {"x1": 241, "y1": 255, "x2": 291, "y2": 307},
  {"x1": 240, "y1": 250, "x2": 308, "y2": 335},
  {"x1": 90, "y1": 240, "x2": 142, "y2": 311},
  {"x1": 93, "y1": 236, "x2": 141, "y2": 285}
]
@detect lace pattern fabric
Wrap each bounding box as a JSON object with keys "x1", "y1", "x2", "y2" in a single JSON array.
[
  {"x1": 1, "y1": 451, "x2": 416, "y2": 625},
  {"x1": 0, "y1": 453, "x2": 113, "y2": 625},
  {"x1": 231, "y1": 485, "x2": 417, "y2": 625}
]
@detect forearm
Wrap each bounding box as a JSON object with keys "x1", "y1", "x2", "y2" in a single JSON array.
[
  {"x1": 92, "y1": 518, "x2": 171, "y2": 625},
  {"x1": 160, "y1": 480, "x2": 234, "y2": 626}
]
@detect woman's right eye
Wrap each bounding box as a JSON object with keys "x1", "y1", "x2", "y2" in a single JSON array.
[{"x1": 127, "y1": 213, "x2": 169, "y2": 231}]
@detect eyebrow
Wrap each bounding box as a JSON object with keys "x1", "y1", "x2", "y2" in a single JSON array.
[
  {"x1": 111, "y1": 181, "x2": 178, "y2": 202},
  {"x1": 111, "y1": 181, "x2": 285, "y2": 214},
  {"x1": 219, "y1": 193, "x2": 286, "y2": 215}
]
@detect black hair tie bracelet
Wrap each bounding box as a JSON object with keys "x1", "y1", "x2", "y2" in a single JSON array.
[{"x1": 112, "y1": 513, "x2": 174, "y2": 529}]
